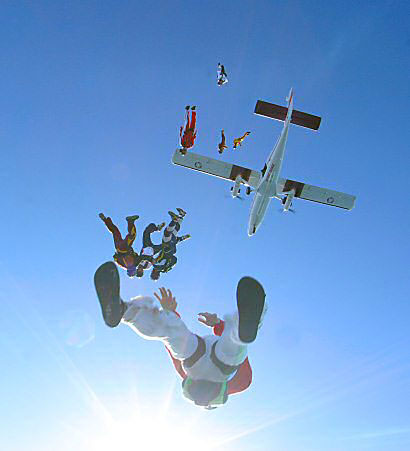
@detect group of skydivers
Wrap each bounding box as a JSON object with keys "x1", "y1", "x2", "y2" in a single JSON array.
[
  {"x1": 180, "y1": 63, "x2": 252, "y2": 156},
  {"x1": 95, "y1": 63, "x2": 267, "y2": 410},
  {"x1": 101, "y1": 63, "x2": 250, "y2": 281},
  {"x1": 99, "y1": 209, "x2": 190, "y2": 280}
]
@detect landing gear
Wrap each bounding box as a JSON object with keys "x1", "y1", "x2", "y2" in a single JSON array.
[{"x1": 246, "y1": 187, "x2": 251, "y2": 195}]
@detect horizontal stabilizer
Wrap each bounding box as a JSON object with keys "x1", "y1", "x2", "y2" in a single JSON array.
[
  {"x1": 172, "y1": 149, "x2": 261, "y2": 188},
  {"x1": 277, "y1": 178, "x2": 356, "y2": 210},
  {"x1": 255, "y1": 100, "x2": 321, "y2": 131}
]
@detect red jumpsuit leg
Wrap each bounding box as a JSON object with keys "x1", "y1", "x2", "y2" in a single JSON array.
[{"x1": 189, "y1": 111, "x2": 196, "y2": 131}]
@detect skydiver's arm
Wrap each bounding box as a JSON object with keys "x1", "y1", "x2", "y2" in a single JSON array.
[
  {"x1": 197, "y1": 312, "x2": 224, "y2": 335},
  {"x1": 162, "y1": 255, "x2": 177, "y2": 272},
  {"x1": 154, "y1": 287, "x2": 177, "y2": 313}
]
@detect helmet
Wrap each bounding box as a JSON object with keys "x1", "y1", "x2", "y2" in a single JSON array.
[
  {"x1": 127, "y1": 267, "x2": 137, "y2": 277},
  {"x1": 182, "y1": 378, "x2": 228, "y2": 408}
]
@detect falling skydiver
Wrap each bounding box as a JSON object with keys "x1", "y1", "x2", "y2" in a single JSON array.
[
  {"x1": 179, "y1": 106, "x2": 197, "y2": 155},
  {"x1": 233, "y1": 131, "x2": 251, "y2": 149},
  {"x1": 217, "y1": 63, "x2": 228, "y2": 86},
  {"x1": 99, "y1": 213, "x2": 153, "y2": 277},
  {"x1": 218, "y1": 129, "x2": 228, "y2": 154},
  {"x1": 94, "y1": 261, "x2": 267, "y2": 409},
  {"x1": 137, "y1": 209, "x2": 190, "y2": 281}
]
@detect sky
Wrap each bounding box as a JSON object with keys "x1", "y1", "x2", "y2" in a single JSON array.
[{"x1": 0, "y1": 0, "x2": 409, "y2": 450}]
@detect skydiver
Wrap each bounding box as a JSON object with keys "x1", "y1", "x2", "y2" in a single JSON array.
[
  {"x1": 179, "y1": 106, "x2": 197, "y2": 155},
  {"x1": 218, "y1": 129, "x2": 228, "y2": 154},
  {"x1": 99, "y1": 213, "x2": 152, "y2": 278},
  {"x1": 94, "y1": 261, "x2": 267, "y2": 409},
  {"x1": 136, "y1": 209, "x2": 190, "y2": 279},
  {"x1": 217, "y1": 63, "x2": 228, "y2": 86},
  {"x1": 149, "y1": 209, "x2": 190, "y2": 281},
  {"x1": 233, "y1": 131, "x2": 251, "y2": 150}
]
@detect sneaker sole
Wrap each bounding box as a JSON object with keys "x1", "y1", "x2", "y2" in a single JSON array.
[
  {"x1": 237, "y1": 276, "x2": 266, "y2": 343},
  {"x1": 94, "y1": 261, "x2": 123, "y2": 328}
]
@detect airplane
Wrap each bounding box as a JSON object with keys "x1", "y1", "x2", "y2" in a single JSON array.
[{"x1": 171, "y1": 89, "x2": 356, "y2": 236}]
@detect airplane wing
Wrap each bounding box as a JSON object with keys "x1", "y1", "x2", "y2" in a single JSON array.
[
  {"x1": 277, "y1": 178, "x2": 356, "y2": 210},
  {"x1": 172, "y1": 149, "x2": 261, "y2": 188}
]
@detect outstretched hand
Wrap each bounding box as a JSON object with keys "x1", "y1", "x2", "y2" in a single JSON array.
[
  {"x1": 154, "y1": 287, "x2": 177, "y2": 312},
  {"x1": 198, "y1": 312, "x2": 220, "y2": 327}
]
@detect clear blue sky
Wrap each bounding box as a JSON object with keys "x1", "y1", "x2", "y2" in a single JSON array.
[{"x1": 1, "y1": 1, "x2": 409, "y2": 450}]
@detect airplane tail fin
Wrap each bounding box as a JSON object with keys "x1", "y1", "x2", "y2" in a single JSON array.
[
  {"x1": 284, "y1": 88, "x2": 294, "y2": 127},
  {"x1": 254, "y1": 90, "x2": 321, "y2": 131}
]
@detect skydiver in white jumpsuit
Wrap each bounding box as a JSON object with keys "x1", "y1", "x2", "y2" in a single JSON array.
[{"x1": 94, "y1": 262, "x2": 266, "y2": 409}]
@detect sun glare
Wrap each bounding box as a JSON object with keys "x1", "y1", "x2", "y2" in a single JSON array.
[{"x1": 80, "y1": 409, "x2": 212, "y2": 451}]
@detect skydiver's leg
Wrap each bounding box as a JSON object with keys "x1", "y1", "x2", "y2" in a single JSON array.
[
  {"x1": 142, "y1": 223, "x2": 160, "y2": 248},
  {"x1": 101, "y1": 216, "x2": 127, "y2": 250},
  {"x1": 214, "y1": 277, "x2": 266, "y2": 367},
  {"x1": 124, "y1": 218, "x2": 137, "y2": 247},
  {"x1": 142, "y1": 223, "x2": 163, "y2": 256},
  {"x1": 163, "y1": 219, "x2": 182, "y2": 244},
  {"x1": 122, "y1": 296, "x2": 198, "y2": 359},
  {"x1": 213, "y1": 312, "x2": 248, "y2": 367},
  {"x1": 185, "y1": 106, "x2": 190, "y2": 129},
  {"x1": 189, "y1": 110, "x2": 196, "y2": 131}
]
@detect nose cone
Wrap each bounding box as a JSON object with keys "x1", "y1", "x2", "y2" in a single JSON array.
[{"x1": 247, "y1": 222, "x2": 258, "y2": 237}]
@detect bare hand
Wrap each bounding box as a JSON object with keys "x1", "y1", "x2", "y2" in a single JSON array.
[
  {"x1": 198, "y1": 312, "x2": 220, "y2": 327},
  {"x1": 154, "y1": 287, "x2": 177, "y2": 312}
]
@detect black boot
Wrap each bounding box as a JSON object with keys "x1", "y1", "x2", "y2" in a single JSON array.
[
  {"x1": 94, "y1": 261, "x2": 126, "y2": 328},
  {"x1": 236, "y1": 276, "x2": 266, "y2": 343}
]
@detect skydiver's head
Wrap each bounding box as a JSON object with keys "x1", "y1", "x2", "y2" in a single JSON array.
[
  {"x1": 126, "y1": 266, "x2": 137, "y2": 277},
  {"x1": 182, "y1": 379, "x2": 226, "y2": 408},
  {"x1": 136, "y1": 266, "x2": 144, "y2": 278},
  {"x1": 150, "y1": 269, "x2": 160, "y2": 281}
]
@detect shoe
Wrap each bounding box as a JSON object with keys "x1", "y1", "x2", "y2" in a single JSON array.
[
  {"x1": 176, "y1": 207, "x2": 187, "y2": 217},
  {"x1": 168, "y1": 211, "x2": 182, "y2": 221},
  {"x1": 236, "y1": 276, "x2": 266, "y2": 343},
  {"x1": 126, "y1": 215, "x2": 139, "y2": 222},
  {"x1": 99, "y1": 213, "x2": 106, "y2": 221},
  {"x1": 157, "y1": 222, "x2": 166, "y2": 231},
  {"x1": 191, "y1": 106, "x2": 196, "y2": 110},
  {"x1": 94, "y1": 261, "x2": 126, "y2": 328},
  {"x1": 180, "y1": 234, "x2": 191, "y2": 241}
]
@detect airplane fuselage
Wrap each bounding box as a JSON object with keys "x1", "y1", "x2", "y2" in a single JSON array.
[{"x1": 247, "y1": 119, "x2": 291, "y2": 236}]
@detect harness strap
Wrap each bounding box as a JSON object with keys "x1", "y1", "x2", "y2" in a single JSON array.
[
  {"x1": 183, "y1": 335, "x2": 206, "y2": 368},
  {"x1": 210, "y1": 342, "x2": 240, "y2": 376}
]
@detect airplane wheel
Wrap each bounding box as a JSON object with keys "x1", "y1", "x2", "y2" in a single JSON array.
[{"x1": 246, "y1": 187, "x2": 251, "y2": 195}]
